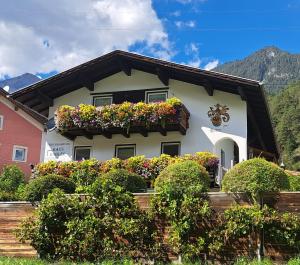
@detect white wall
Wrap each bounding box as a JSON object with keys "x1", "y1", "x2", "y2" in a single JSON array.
[{"x1": 43, "y1": 70, "x2": 247, "y2": 162}]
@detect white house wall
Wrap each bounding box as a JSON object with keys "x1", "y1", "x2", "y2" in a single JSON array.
[{"x1": 43, "y1": 70, "x2": 247, "y2": 162}]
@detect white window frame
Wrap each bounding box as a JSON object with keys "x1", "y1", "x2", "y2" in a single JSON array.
[
  {"x1": 146, "y1": 90, "x2": 168, "y2": 103},
  {"x1": 161, "y1": 142, "x2": 181, "y2": 157},
  {"x1": 93, "y1": 95, "x2": 113, "y2": 107},
  {"x1": 12, "y1": 145, "x2": 28, "y2": 162},
  {"x1": 115, "y1": 144, "x2": 136, "y2": 160},
  {"x1": 74, "y1": 146, "x2": 92, "y2": 161},
  {"x1": 0, "y1": 115, "x2": 3, "y2": 130}
]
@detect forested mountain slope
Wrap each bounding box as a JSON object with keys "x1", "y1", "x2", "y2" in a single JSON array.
[
  {"x1": 214, "y1": 46, "x2": 300, "y2": 94},
  {"x1": 269, "y1": 82, "x2": 300, "y2": 170}
]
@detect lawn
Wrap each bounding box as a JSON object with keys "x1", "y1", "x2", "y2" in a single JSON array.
[
  {"x1": 0, "y1": 257, "x2": 134, "y2": 265},
  {"x1": 1, "y1": 257, "x2": 300, "y2": 265}
]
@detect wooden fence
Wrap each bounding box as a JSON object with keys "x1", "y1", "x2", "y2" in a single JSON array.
[{"x1": 1, "y1": 192, "x2": 300, "y2": 261}]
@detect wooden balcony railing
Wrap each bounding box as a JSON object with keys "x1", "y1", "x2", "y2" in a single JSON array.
[{"x1": 55, "y1": 101, "x2": 190, "y2": 140}]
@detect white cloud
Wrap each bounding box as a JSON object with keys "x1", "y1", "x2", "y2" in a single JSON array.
[
  {"x1": 170, "y1": 10, "x2": 181, "y2": 17},
  {"x1": 187, "y1": 58, "x2": 201, "y2": 68},
  {"x1": 183, "y1": 42, "x2": 201, "y2": 68},
  {"x1": 204, "y1": 59, "x2": 219, "y2": 70},
  {"x1": 0, "y1": 0, "x2": 170, "y2": 78},
  {"x1": 175, "y1": 20, "x2": 196, "y2": 28}
]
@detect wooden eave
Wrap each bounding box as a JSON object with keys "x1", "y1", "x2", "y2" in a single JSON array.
[{"x1": 10, "y1": 50, "x2": 279, "y2": 158}]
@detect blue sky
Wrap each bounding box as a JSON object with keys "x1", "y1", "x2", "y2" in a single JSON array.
[
  {"x1": 0, "y1": 0, "x2": 299, "y2": 80},
  {"x1": 150, "y1": 0, "x2": 300, "y2": 67}
]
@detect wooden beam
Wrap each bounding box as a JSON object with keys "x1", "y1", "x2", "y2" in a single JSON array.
[
  {"x1": 139, "y1": 129, "x2": 148, "y2": 137},
  {"x1": 203, "y1": 80, "x2": 214, "y2": 96},
  {"x1": 237, "y1": 86, "x2": 247, "y2": 101},
  {"x1": 179, "y1": 125, "x2": 186, "y2": 135},
  {"x1": 156, "y1": 68, "x2": 169, "y2": 86},
  {"x1": 37, "y1": 91, "x2": 53, "y2": 107},
  {"x1": 247, "y1": 105, "x2": 267, "y2": 151},
  {"x1": 61, "y1": 132, "x2": 76, "y2": 141},
  {"x1": 119, "y1": 59, "x2": 131, "y2": 76},
  {"x1": 121, "y1": 130, "x2": 130, "y2": 138},
  {"x1": 84, "y1": 134, "x2": 93, "y2": 140},
  {"x1": 102, "y1": 131, "x2": 112, "y2": 139},
  {"x1": 83, "y1": 80, "x2": 94, "y2": 91},
  {"x1": 158, "y1": 126, "x2": 167, "y2": 136}
]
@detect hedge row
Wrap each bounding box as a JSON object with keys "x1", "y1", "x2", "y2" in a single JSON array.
[{"x1": 35, "y1": 152, "x2": 219, "y2": 184}]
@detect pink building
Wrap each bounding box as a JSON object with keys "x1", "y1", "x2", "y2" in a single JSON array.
[{"x1": 0, "y1": 88, "x2": 46, "y2": 177}]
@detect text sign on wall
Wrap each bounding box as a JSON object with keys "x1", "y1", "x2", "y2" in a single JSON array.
[{"x1": 46, "y1": 143, "x2": 71, "y2": 161}]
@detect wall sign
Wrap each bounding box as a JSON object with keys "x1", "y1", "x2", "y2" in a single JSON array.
[
  {"x1": 207, "y1": 104, "x2": 230, "y2": 127},
  {"x1": 46, "y1": 143, "x2": 71, "y2": 160}
]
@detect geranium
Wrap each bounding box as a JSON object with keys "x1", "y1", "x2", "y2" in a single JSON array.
[{"x1": 55, "y1": 97, "x2": 183, "y2": 132}]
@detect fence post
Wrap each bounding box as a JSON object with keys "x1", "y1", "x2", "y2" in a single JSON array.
[{"x1": 257, "y1": 195, "x2": 264, "y2": 261}]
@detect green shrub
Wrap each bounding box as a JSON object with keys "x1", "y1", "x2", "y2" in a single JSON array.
[
  {"x1": 100, "y1": 169, "x2": 147, "y2": 193},
  {"x1": 154, "y1": 160, "x2": 210, "y2": 195},
  {"x1": 209, "y1": 204, "x2": 300, "y2": 255},
  {"x1": 222, "y1": 158, "x2": 290, "y2": 198},
  {"x1": 69, "y1": 159, "x2": 100, "y2": 192},
  {"x1": 152, "y1": 161, "x2": 210, "y2": 261},
  {"x1": 17, "y1": 184, "x2": 164, "y2": 262},
  {"x1": 288, "y1": 174, "x2": 300, "y2": 191},
  {"x1": 0, "y1": 165, "x2": 25, "y2": 193},
  {"x1": 23, "y1": 174, "x2": 76, "y2": 202}
]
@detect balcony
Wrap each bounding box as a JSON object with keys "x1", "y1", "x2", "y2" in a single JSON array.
[{"x1": 54, "y1": 98, "x2": 190, "y2": 140}]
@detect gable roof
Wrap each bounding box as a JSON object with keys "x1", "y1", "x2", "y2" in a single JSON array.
[
  {"x1": 10, "y1": 50, "x2": 279, "y2": 157},
  {"x1": 0, "y1": 88, "x2": 47, "y2": 125}
]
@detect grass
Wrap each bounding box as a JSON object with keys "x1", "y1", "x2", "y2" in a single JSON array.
[
  {"x1": 0, "y1": 257, "x2": 134, "y2": 265},
  {"x1": 1, "y1": 257, "x2": 300, "y2": 265}
]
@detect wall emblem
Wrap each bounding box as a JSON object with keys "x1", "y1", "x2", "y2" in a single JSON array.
[{"x1": 207, "y1": 104, "x2": 230, "y2": 127}]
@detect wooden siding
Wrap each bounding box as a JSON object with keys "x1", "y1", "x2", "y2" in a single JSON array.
[{"x1": 2, "y1": 192, "x2": 300, "y2": 260}]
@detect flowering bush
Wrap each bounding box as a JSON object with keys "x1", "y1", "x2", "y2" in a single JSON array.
[
  {"x1": 36, "y1": 152, "x2": 218, "y2": 188},
  {"x1": 55, "y1": 97, "x2": 183, "y2": 132}
]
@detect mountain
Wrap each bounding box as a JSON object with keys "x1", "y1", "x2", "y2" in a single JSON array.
[
  {"x1": 214, "y1": 46, "x2": 300, "y2": 94},
  {"x1": 0, "y1": 73, "x2": 41, "y2": 93}
]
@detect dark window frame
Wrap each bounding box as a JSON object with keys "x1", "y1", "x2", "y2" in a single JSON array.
[
  {"x1": 115, "y1": 144, "x2": 136, "y2": 160},
  {"x1": 146, "y1": 90, "x2": 168, "y2": 103},
  {"x1": 74, "y1": 146, "x2": 92, "y2": 161},
  {"x1": 93, "y1": 95, "x2": 113, "y2": 106},
  {"x1": 161, "y1": 141, "x2": 181, "y2": 157}
]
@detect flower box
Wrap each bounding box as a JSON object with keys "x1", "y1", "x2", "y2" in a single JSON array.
[{"x1": 54, "y1": 98, "x2": 190, "y2": 140}]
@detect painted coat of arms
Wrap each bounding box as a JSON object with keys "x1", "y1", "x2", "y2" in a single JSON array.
[{"x1": 207, "y1": 104, "x2": 230, "y2": 127}]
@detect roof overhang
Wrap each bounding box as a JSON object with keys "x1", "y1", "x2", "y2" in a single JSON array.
[
  {"x1": 0, "y1": 88, "x2": 47, "y2": 125},
  {"x1": 10, "y1": 50, "x2": 279, "y2": 157}
]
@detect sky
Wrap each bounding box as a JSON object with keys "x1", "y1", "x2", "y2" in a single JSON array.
[{"x1": 0, "y1": 0, "x2": 300, "y2": 80}]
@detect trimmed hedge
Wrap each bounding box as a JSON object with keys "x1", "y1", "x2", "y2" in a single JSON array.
[
  {"x1": 222, "y1": 158, "x2": 290, "y2": 197},
  {"x1": 23, "y1": 174, "x2": 76, "y2": 202},
  {"x1": 35, "y1": 152, "x2": 219, "y2": 186},
  {"x1": 99, "y1": 169, "x2": 147, "y2": 193}
]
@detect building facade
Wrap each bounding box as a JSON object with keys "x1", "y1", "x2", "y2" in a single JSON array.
[
  {"x1": 11, "y1": 51, "x2": 279, "y2": 170},
  {"x1": 0, "y1": 89, "x2": 46, "y2": 176}
]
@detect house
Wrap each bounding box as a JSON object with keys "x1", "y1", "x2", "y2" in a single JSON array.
[
  {"x1": 0, "y1": 88, "x2": 46, "y2": 176},
  {"x1": 11, "y1": 50, "x2": 279, "y2": 171}
]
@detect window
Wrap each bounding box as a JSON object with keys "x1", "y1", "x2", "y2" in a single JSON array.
[
  {"x1": 74, "y1": 146, "x2": 91, "y2": 161},
  {"x1": 93, "y1": 95, "x2": 113, "y2": 107},
  {"x1": 161, "y1": 142, "x2": 180, "y2": 157},
  {"x1": 12, "y1": 146, "x2": 28, "y2": 162},
  {"x1": 146, "y1": 91, "x2": 168, "y2": 103},
  {"x1": 221, "y1": 149, "x2": 225, "y2": 167},
  {"x1": 0, "y1": 115, "x2": 3, "y2": 130},
  {"x1": 115, "y1": 144, "x2": 136, "y2": 160}
]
